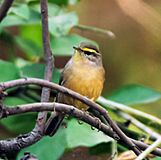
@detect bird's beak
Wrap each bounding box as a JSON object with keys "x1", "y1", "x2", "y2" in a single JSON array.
[
  {"x1": 73, "y1": 46, "x2": 80, "y2": 51},
  {"x1": 73, "y1": 46, "x2": 82, "y2": 52}
]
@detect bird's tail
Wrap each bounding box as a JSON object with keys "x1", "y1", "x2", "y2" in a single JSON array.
[{"x1": 45, "y1": 113, "x2": 64, "y2": 136}]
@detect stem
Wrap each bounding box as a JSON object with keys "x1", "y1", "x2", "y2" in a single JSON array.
[
  {"x1": 98, "y1": 96, "x2": 161, "y2": 125},
  {"x1": 74, "y1": 24, "x2": 116, "y2": 39},
  {"x1": 0, "y1": 102, "x2": 161, "y2": 156},
  {"x1": 119, "y1": 112, "x2": 161, "y2": 140},
  {"x1": 35, "y1": 0, "x2": 54, "y2": 133},
  {"x1": 103, "y1": 114, "x2": 142, "y2": 155},
  {"x1": 135, "y1": 137, "x2": 161, "y2": 160}
]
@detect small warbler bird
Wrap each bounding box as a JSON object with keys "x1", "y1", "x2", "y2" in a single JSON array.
[{"x1": 45, "y1": 42, "x2": 105, "y2": 136}]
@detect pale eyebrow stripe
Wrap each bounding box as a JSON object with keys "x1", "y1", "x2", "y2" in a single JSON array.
[{"x1": 82, "y1": 48, "x2": 97, "y2": 53}]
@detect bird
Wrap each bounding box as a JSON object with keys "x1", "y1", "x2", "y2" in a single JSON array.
[{"x1": 45, "y1": 42, "x2": 105, "y2": 136}]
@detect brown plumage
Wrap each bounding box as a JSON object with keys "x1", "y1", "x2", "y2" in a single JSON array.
[{"x1": 45, "y1": 42, "x2": 105, "y2": 136}]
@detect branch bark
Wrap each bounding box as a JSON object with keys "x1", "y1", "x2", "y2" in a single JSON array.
[
  {"x1": 0, "y1": 102, "x2": 161, "y2": 156},
  {"x1": 119, "y1": 112, "x2": 161, "y2": 140},
  {"x1": 35, "y1": 0, "x2": 54, "y2": 133},
  {"x1": 135, "y1": 137, "x2": 161, "y2": 160},
  {"x1": 0, "y1": 0, "x2": 14, "y2": 22},
  {"x1": 0, "y1": 0, "x2": 54, "y2": 153},
  {"x1": 0, "y1": 78, "x2": 148, "y2": 156},
  {"x1": 98, "y1": 96, "x2": 161, "y2": 125},
  {"x1": 74, "y1": 24, "x2": 116, "y2": 39}
]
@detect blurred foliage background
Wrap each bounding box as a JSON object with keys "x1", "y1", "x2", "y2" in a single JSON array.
[{"x1": 0, "y1": 0, "x2": 161, "y2": 160}]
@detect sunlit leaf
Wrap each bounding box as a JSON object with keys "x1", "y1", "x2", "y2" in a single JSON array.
[
  {"x1": 0, "y1": 60, "x2": 20, "y2": 82},
  {"x1": 49, "y1": 12, "x2": 78, "y2": 37},
  {"x1": 19, "y1": 25, "x2": 42, "y2": 49},
  {"x1": 66, "y1": 119, "x2": 113, "y2": 148},
  {"x1": 108, "y1": 84, "x2": 161, "y2": 105},
  {"x1": 51, "y1": 34, "x2": 97, "y2": 56}
]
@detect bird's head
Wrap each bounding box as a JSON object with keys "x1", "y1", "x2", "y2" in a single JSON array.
[{"x1": 73, "y1": 42, "x2": 102, "y2": 65}]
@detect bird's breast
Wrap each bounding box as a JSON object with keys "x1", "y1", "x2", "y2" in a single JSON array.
[{"x1": 58, "y1": 63, "x2": 105, "y2": 110}]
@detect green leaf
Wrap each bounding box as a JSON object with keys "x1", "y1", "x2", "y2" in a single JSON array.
[
  {"x1": 1, "y1": 97, "x2": 36, "y2": 134},
  {"x1": 51, "y1": 34, "x2": 97, "y2": 56},
  {"x1": 17, "y1": 119, "x2": 114, "y2": 160},
  {"x1": 17, "y1": 129, "x2": 67, "y2": 160},
  {"x1": 19, "y1": 25, "x2": 42, "y2": 49},
  {"x1": 4, "y1": 97, "x2": 28, "y2": 106},
  {"x1": 108, "y1": 84, "x2": 161, "y2": 105},
  {"x1": 20, "y1": 63, "x2": 60, "y2": 83},
  {"x1": 48, "y1": 0, "x2": 79, "y2": 6},
  {"x1": 66, "y1": 119, "x2": 113, "y2": 148},
  {"x1": 31, "y1": 3, "x2": 61, "y2": 17},
  {"x1": 153, "y1": 157, "x2": 161, "y2": 160},
  {"x1": 15, "y1": 36, "x2": 43, "y2": 60},
  {"x1": 49, "y1": 12, "x2": 78, "y2": 37},
  {"x1": 11, "y1": 4, "x2": 30, "y2": 20},
  {"x1": 89, "y1": 142, "x2": 117, "y2": 156},
  {"x1": 0, "y1": 60, "x2": 20, "y2": 82},
  {"x1": 1, "y1": 113, "x2": 36, "y2": 134},
  {"x1": 48, "y1": 0, "x2": 68, "y2": 6},
  {"x1": 1, "y1": 15, "x2": 26, "y2": 27}
]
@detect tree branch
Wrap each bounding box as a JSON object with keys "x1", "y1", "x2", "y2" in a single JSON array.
[
  {"x1": 0, "y1": 0, "x2": 54, "y2": 154},
  {"x1": 132, "y1": 139, "x2": 161, "y2": 157},
  {"x1": 0, "y1": 78, "x2": 143, "y2": 155},
  {"x1": 98, "y1": 96, "x2": 161, "y2": 125},
  {"x1": 0, "y1": 0, "x2": 14, "y2": 22},
  {"x1": 35, "y1": 0, "x2": 54, "y2": 133},
  {"x1": 119, "y1": 112, "x2": 161, "y2": 140},
  {"x1": 0, "y1": 102, "x2": 161, "y2": 156},
  {"x1": 0, "y1": 102, "x2": 115, "y2": 153},
  {"x1": 135, "y1": 137, "x2": 161, "y2": 160}
]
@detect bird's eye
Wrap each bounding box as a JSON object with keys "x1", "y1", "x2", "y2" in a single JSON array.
[{"x1": 84, "y1": 51, "x2": 96, "y2": 57}]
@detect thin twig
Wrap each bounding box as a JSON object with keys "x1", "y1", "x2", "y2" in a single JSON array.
[
  {"x1": 0, "y1": 102, "x2": 161, "y2": 156},
  {"x1": 103, "y1": 113, "x2": 142, "y2": 155},
  {"x1": 98, "y1": 96, "x2": 161, "y2": 125},
  {"x1": 74, "y1": 24, "x2": 116, "y2": 39},
  {"x1": 35, "y1": 0, "x2": 54, "y2": 133},
  {"x1": 135, "y1": 137, "x2": 161, "y2": 160},
  {"x1": 119, "y1": 112, "x2": 161, "y2": 140},
  {"x1": 0, "y1": 0, "x2": 14, "y2": 22},
  {"x1": 132, "y1": 139, "x2": 161, "y2": 156},
  {"x1": 0, "y1": 78, "x2": 141, "y2": 155}
]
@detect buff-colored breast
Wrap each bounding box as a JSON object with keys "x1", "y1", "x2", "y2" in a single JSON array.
[{"x1": 57, "y1": 59, "x2": 105, "y2": 110}]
